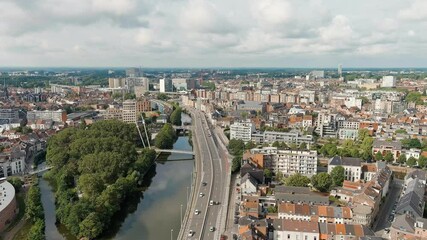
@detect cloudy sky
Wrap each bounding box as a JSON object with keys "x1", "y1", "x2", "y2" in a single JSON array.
[{"x1": 0, "y1": 0, "x2": 426, "y2": 68}]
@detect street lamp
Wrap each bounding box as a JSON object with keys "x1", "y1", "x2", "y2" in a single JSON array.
[
  {"x1": 180, "y1": 204, "x2": 183, "y2": 226},
  {"x1": 170, "y1": 229, "x2": 173, "y2": 240},
  {"x1": 186, "y1": 186, "x2": 189, "y2": 202}
]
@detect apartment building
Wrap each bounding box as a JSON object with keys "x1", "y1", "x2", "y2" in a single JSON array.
[
  {"x1": 230, "y1": 121, "x2": 256, "y2": 142},
  {"x1": 0, "y1": 109, "x2": 19, "y2": 124},
  {"x1": 122, "y1": 100, "x2": 138, "y2": 123},
  {"x1": 372, "y1": 140, "x2": 402, "y2": 162},
  {"x1": 251, "y1": 131, "x2": 313, "y2": 146},
  {"x1": 27, "y1": 110, "x2": 67, "y2": 123},
  {"x1": 251, "y1": 147, "x2": 317, "y2": 177},
  {"x1": 278, "y1": 203, "x2": 353, "y2": 224},
  {"x1": 328, "y1": 156, "x2": 362, "y2": 182}
]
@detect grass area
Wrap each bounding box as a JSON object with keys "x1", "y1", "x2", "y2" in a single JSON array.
[
  {"x1": 12, "y1": 220, "x2": 31, "y2": 240},
  {"x1": 4, "y1": 192, "x2": 26, "y2": 232}
]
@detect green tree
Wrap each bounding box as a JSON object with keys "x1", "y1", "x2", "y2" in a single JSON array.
[
  {"x1": 284, "y1": 173, "x2": 310, "y2": 187},
  {"x1": 311, "y1": 173, "x2": 332, "y2": 192},
  {"x1": 375, "y1": 151, "x2": 383, "y2": 161},
  {"x1": 384, "y1": 152, "x2": 394, "y2": 163},
  {"x1": 419, "y1": 156, "x2": 427, "y2": 168},
  {"x1": 358, "y1": 129, "x2": 370, "y2": 142},
  {"x1": 7, "y1": 177, "x2": 23, "y2": 193},
  {"x1": 27, "y1": 218, "x2": 45, "y2": 240},
  {"x1": 299, "y1": 142, "x2": 307, "y2": 150},
  {"x1": 157, "y1": 93, "x2": 169, "y2": 101},
  {"x1": 407, "y1": 157, "x2": 417, "y2": 167},
  {"x1": 264, "y1": 169, "x2": 273, "y2": 179},
  {"x1": 330, "y1": 166, "x2": 345, "y2": 187},
  {"x1": 397, "y1": 154, "x2": 407, "y2": 164},
  {"x1": 155, "y1": 123, "x2": 176, "y2": 149},
  {"x1": 170, "y1": 107, "x2": 182, "y2": 126},
  {"x1": 228, "y1": 139, "x2": 245, "y2": 156},
  {"x1": 26, "y1": 185, "x2": 44, "y2": 220},
  {"x1": 245, "y1": 141, "x2": 257, "y2": 150},
  {"x1": 79, "y1": 213, "x2": 104, "y2": 239},
  {"x1": 231, "y1": 156, "x2": 241, "y2": 173},
  {"x1": 267, "y1": 205, "x2": 278, "y2": 213}
]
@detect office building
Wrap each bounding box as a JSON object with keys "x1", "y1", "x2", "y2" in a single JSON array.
[
  {"x1": 108, "y1": 78, "x2": 126, "y2": 89},
  {"x1": 126, "y1": 68, "x2": 142, "y2": 77},
  {"x1": 122, "y1": 100, "x2": 138, "y2": 123},
  {"x1": 160, "y1": 78, "x2": 173, "y2": 92}
]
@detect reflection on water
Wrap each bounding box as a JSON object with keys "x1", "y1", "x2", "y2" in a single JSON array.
[{"x1": 40, "y1": 136, "x2": 194, "y2": 240}]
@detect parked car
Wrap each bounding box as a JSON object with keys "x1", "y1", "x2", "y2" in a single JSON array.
[
  {"x1": 209, "y1": 226, "x2": 215, "y2": 232},
  {"x1": 188, "y1": 230, "x2": 194, "y2": 237},
  {"x1": 195, "y1": 209, "x2": 200, "y2": 215}
]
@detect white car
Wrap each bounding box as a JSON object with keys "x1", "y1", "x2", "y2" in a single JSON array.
[
  {"x1": 199, "y1": 192, "x2": 204, "y2": 197},
  {"x1": 195, "y1": 209, "x2": 200, "y2": 215},
  {"x1": 209, "y1": 200, "x2": 214, "y2": 206},
  {"x1": 188, "y1": 230, "x2": 194, "y2": 236}
]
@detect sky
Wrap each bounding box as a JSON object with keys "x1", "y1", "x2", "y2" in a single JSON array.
[{"x1": 0, "y1": 0, "x2": 427, "y2": 68}]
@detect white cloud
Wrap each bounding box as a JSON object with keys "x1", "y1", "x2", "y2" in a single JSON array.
[{"x1": 0, "y1": 0, "x2": 427, "y2": 67}]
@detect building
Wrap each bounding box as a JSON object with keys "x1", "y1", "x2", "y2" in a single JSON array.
[
  {"x1": 381, "y1": 76, "x2": 396, "y2": 88},
  {"x1": 328, "y1": 156, "x2": 362, "y2": 182},
  {"x1": 159, "y1": 78, "x2": 173, "y2": 93},
  {"x1": 230, "y1": 121, "x2": 256, "y2": 142},
  {"x1": 27, "y1": 110, "x2": 67, "y2": 123},
  {"x1": 0, "y1": 147, "x2": 26, "y2": 178},
  {"x1": 172, "y1": 78, "x2": 188, "y2": 91},
  {"x1": 372, "y1": 140, "x2": 402, "y2": 162},
  {"x1": 122, "y1": 100, "x2": 138, "y2": 123},
  {"x1": 0, "y1": 180, "x2": 17, "y2": 232},
  {"x1": 108, "y1": 78, "x2": 126, "y2": 88},
  {"x1": 104, "y1": 108, "x2": 122, "y2": 120},
  {"x1": 251, "y1": 131, "x2": 313, "y2": 146},
  {"x1": 0, "y1": 109, "x2": 19, "y2": 124},
  {"x1": 278, "y1": 203, "x2": 353, "y2": 224},
  {"x1": 250, "y1": 147, "x2": 317, "y2": 177},
  {"x1": 126, "y1": 67, "x2": 142, "y2": 77},
  {"x1": 274, "y1": 186, "x2": 329, "y2": 205}
]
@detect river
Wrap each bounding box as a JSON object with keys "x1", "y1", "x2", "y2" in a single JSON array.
[{"x1": 39, "y1": 116, "x2": 194, "y2": 240}]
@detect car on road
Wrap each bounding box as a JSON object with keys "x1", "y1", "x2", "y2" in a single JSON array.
[
  {"x1": 195, "y1": 209, "x2": 200, "y2": 215},
  {"x1": 388, "y1": 215, "x2": 394, "y2": 222},
  {"x1": 199, "y1": 192, "x2": 204, "y2": 197},
  {"x1": 188, "y1": 230, "x2": 194, "y2": 237},
  {"x1": 209, "y1": 200, "x2": 214, "y2": 205},
  {"x1": 209, "y1": 226, "x2": 215, "y2": 232},
  {"x1": 202, "y1": 182, "x2": 207, "y2": 186}
]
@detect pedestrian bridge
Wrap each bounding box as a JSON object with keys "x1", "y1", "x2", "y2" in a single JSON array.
[
  {"x1": 29, "y1": 166, "x2": 53, "y2": 175},
  {"x1": 154, "y1": 149, "x2": 194, "y2": 155}
]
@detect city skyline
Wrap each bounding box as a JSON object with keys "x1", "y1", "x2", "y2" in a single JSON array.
[{"x1": 1, "y1": 0, "x2": 427, "y2": 68}]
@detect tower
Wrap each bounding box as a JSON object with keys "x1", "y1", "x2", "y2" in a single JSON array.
[{"x1": 338, "y1": 64, "x2": 343, "y2": 78}]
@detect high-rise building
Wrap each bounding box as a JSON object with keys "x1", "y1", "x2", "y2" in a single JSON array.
[
  {"x1": 381, "y1": 76, "x2": 396, "y2": 88},
  {"x1": 108, "y1": 78, "x2": 126, "y2": 88},
  {"x1": 126, "y1": 68, "x2": 142, "y2": 77},
  {"x1": 338, "y1": 64, "x2": 343, "y2": 77},
  {"x1": 122, "y1": 100, "x2": 137, "y2": 123},
  {"x1": 230, "y1": 121, "x2": 256, "y2": 142},
  {"x1": 160, "y1": 78, "x2": 173, "y2": 93}
]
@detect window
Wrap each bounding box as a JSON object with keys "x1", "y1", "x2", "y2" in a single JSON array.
[{"x1": 288, "y1": 234, "x2": 290, "y2": 239}]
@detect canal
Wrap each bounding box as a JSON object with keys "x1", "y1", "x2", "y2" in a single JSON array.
[{"x1": 39, "y1": 115, "x2": 194, "y2": 240}]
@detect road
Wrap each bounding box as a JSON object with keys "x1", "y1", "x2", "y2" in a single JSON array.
[
  {"x1": 180, "y1": 109, "x2": 228, "y2": 240},
  {"x1": 373, "y1": 179, "x2": 403, "y2": 237}
]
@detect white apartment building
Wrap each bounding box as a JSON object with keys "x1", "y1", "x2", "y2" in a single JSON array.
[
  {"x1": 405, "y1": 149, "x2": 421, "y2": 159},
  {"x1": 251, "y1": 131, "x2": 313, "y2": 145},
  {"x1": 251, "y1": 147, "x2": 317, "y2": 177},
  {"x1": 381, "y1": 76, "x2": 396, "y2": 88},
  {"x1": 328, "y1": 156, "x2": 362, "y2": 182},
  {"x1": 299, "y1": 90, "x2": 316, "y2": 104},
  {"x1": 159, "y1": 78, "x2": 173, "y2": 93},
  {"x1": 27, "y1": 110, "x2": 67, "y2": 123},
  {"x1": 230, "y1": 121, "x2": 256, "y2": 142}
]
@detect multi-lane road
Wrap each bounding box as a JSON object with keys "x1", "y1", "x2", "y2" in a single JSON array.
[{"x1": 180, "y1": 109, "x2": 228, "y2": 240}]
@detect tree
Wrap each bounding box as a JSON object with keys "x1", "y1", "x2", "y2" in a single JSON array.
[
  {"x1": 245, "y1": 141, "x2": 257, "y2": 150},
  {"x1": 299, "y1": 142, "x2": 307, "y2": 150},
  {"x1": 79, "y1": 213, "x2": 104, "y2": 239},
  {"x1": 228, "y1": 139, "x2": 245, "y2": 156},
  {"x1": 397, "y1": 154, "x2": 407, "y2": 164},
  {"x1": 284, "y1": 173, "x2": 310, "y2": 187},
  {"x1": 375, "y1": 151, "x2": 383, "y2": 161},
  {"x1": 8, "y1": 177, "x2": 23, "y2": 193},
  {"x1": 264, "y1": 169, "x2": 273, "y2": 179},
  {"x1": 267, "y1": 205, "x2": 278, "y2": 213},
  {"x1": 170, "y1": 107, "x2": 182, "y2": 126},
  {"x1": 27, "y1": 218, "x2": 45, "y2": 240},
  {"x1": 407, "y1": 157, "x2": 417, "y2": 167},
  {"x1": 155, "y1": 123, "x2": 176, "y2": 149},
  {"x1": 157, "y1": 93, "x2": 169, "y2": 101},
  {"x1": 384, "y1": 152, "x2": 394, "y2": 163},
  {"x1": 231, "y1": 156, "x2": 241, "y2": 173},
  {"x1": 311, "y1": 173, "x2": 332, "y2": 192},
  {"x1": 330, "y1": 166, "x2": 345, "y2": 187},
  {"x1": 26, "y1": 185, "x2": 44, "y2": 220},
  {"x1": 358, "y1": 129, "x2": 370, "y2": 142},
  {"x1": 419, "y1": 156, "x2": 427, "y2": 169}
]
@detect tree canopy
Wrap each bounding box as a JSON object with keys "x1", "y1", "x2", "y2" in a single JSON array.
[
  {"x1": 311, "y1": 173, "x2": 332, "y2": 192},
  {"x1": 170, "y1": 107, "x2": 182, "y2": 126},
  {"x1": 46, "y1": 120, "x2": 157, "y2": 239},
  {"x1": 284, "y1": 173, "x2": 310, "y2": 187},
  {"x1": 154, "y1": 123, "x2": 177, "y2": 149},
  {"x1": 330, "y1": 166, "x2": 345, "y2": 187}
]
